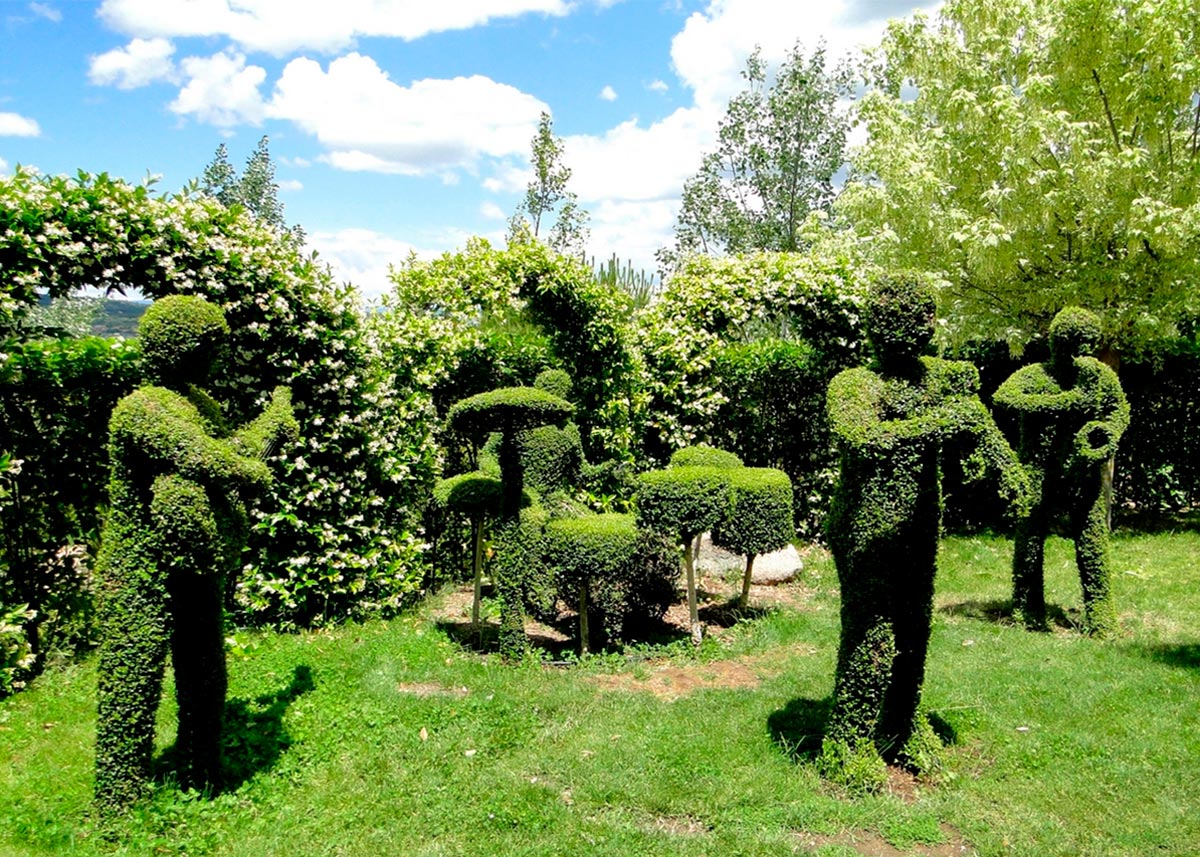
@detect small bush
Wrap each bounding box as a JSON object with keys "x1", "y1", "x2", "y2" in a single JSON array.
[
  {"x1": 0, "y1": 602, "x2": 36, "y2": 697},
  {"x1": 669, "y1": 443, "x2": 744, "y2": 470},
  {"x1": 635, "y1": 466, "x2": 732, "y2": 539},
  {"x1": 137, "y1": 295, "x2": 229, "y2": 386},
  {"x1": 432, "y1": 472, "x2": 505, "y2": 519},
  {"x1": 711, "y1": 468, "x2": 794, "y2": 558},
  {"x1": 534, "y1": 368, "x2": 574, "y2": 401}
]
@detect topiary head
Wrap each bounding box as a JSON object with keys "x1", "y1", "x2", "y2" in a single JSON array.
[
  {"x1": 139, "y1": 295, "x2": 229, "y2": 388},
  {"x1": 534, "y1": 368, "x2": 574, "y2": 402},
  {"x1": 864, "y1": 275, "x2": 936, "y2": 365},
  {"x1": 1048, "y1": 306, "x2": 1102, "y2": 363}
]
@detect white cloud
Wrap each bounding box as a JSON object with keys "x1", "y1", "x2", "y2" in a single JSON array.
[
  {"x1": 98, "y1": 0, "x2": 570, "y2": 56},
  {"x1": 279, "y1": 155, "x2": 311, "y2": 168},
  {"x1": 307, "y1": 227, "x2": 420, "y2": 298},
  {"x1": 599, "y1": 85, "x2": 617, "y2": 102},
  {"x1": 278, "y1": 178, "x2": 303, "y2": 191},
  {"x1": 585, "y1": 199, "x2": 678, "y2": 275},
  {"x1": 647, "y1": 79, "x2": 669, "y2": 93},
  {"x1": 88, "y1": 38, "x2": 177, "y2": 89},
  {"x1": 29, "y1": 2, "x2": 61, "y2": 22},
  {"x1": 169, "y1": 51, "x2": 267, "y2": 126},
  {"x1": 267, "y1": 53, "x2": 547, "y2": 174},
  {"x1": 480, "y1": 200, "x2": 507, "y2": 220},
  {"x1": 0, "y1": 112, "x2": 40, "y2": 137},
  {"x1": 483, "y1": 162, "x2": 530, "y2": 194}
]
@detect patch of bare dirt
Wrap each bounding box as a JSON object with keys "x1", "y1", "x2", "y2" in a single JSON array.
[
  {"x1": 641, "y1": 814, "x2": 711, "y2": 837},
  {"x1": 395, "y1": 682, "x2": 469, "y2": 697},
  {"x1": 795, "y1": 823, "x2": 974, "y2": 856}
]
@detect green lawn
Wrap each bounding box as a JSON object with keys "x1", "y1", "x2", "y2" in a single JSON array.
[{"x1": 3, "y1": 532, "x2": 1199, "y2": 856}]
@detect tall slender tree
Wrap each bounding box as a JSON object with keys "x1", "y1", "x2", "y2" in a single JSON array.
[
  {"x1": 200, "y1": 136, "x2": 302, "y2": 242},
  {"x1": 508, "y1": 112, "x2": 589, "y2": 256}
]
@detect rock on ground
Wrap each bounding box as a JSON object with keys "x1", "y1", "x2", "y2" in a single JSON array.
[{"x1": 693, "y1": 532, "x2": 802, "y2": 584}]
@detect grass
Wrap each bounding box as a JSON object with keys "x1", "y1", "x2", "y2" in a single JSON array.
[{"x1": 2, "y1": 532, "x2": 1199, "y2": 856}]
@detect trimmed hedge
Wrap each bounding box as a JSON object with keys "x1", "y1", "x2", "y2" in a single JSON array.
[
  {"x1": 446, "y1": 387, "x2": 574, "y2": 443},
  {"x1": 138, "y1": 295, "x2": 229, "y2": 387},
  {"x1": 993, "y1": 306, "x2": 1129, "y2": 636},
  {"x1": 668, "y1": 443, "x2": 744, "y2": 470},
  {"x1": 635, "y1": 466, "x2": 732, "y2": 539},
  {"x1": 711, "y1": 467, "x2": 794, "y2": 608}
]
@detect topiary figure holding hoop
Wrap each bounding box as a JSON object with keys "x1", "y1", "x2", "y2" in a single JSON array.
[
  {"x1": 95, "y1": 295, "x2": 297, "y2": 814},
  {"x1": 447, "y1": 387, "x2": 573, "y2": 659},
  {"x1": 993, "y1": 307, "x2": 1129, "y2": 636},
  {"x1": 821, "y1": 276, "x2": 1028, "y2": 788}
]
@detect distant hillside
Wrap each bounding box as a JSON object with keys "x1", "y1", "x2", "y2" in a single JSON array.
[{"x1": 92, "y1": 299, "x2": 148, "y2": 338}]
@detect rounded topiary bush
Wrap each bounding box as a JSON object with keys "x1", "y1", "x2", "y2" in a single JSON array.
[
  {"x1": 432, "y1": 471, "x2": 505, "y2": 519},
  {"x1": 447, "y1": 387, "x2": 573, "y2": 443},
  {"x1": 138, "y1": 295, "x2": 230, "y2": 387},
  {"x1": 711, "y1": 467, "x2": 794, "y2": 608},
  {"x1": 669, "y1": 443, "x2": 744, "y2": 470},
  {"x1": 534, "y1": 368, "x2": 574, "y2": 401}
]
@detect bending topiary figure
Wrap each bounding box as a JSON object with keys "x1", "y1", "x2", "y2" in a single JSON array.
[
  {"x1": 95, "y1": 295, "x2": 297, "y2": 814},
  {"x1": 636, "y1": 466, "x2": 732, "y2": 645},
  {"x1": 821, "y1": 276, "x2": 1028, "y2": 787},
  {"x1": 994, "y1": 307, "x2": 1129, "y2": 636},
  {"x1": 711, "y1": 467, "x2": 794, "y2": 609},
  {"x1": 447, "y1": 387, "x2": 573, "y2": 658}
]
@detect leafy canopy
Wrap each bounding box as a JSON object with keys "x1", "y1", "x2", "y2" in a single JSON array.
[
  {"x1": 508, "y1": 112, "x2": 589, "y2": 257},
  {"x1": 838, "y1": 0, "x2": 1200, "y2": 355}
]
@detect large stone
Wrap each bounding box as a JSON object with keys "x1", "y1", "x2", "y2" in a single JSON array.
[{"x1": 693, "y1": 532, "x2": 802, "y2": 584}]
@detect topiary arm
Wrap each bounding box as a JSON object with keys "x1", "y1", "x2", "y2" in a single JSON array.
[
  {"x1": 993, "y1": 365, "x2": 1085, "y2": 414},
  {"x1": 943, "y1": 397, "x2": 1032, "y2": 517},
  {"x1": 232, "y1": 386, "x2": 300, "y2": 461},
  {"x1": 1070, "y1": 361, "x2": 1129, "y2": 465},
  {"x1": 827, "y1": 368, "x2": 954, "y2": 451}
]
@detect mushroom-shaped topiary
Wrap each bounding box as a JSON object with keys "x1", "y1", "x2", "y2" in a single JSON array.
[
  {"x1": 711, "y1": 467, "x2": 794, "y2": 609},
  {"x1": 669, "y1": 443, "x2": 744, "y2": 470},
  {"x1": 636, "y1": 466, "x2": 732, "y2": 645},
  {"x1": 447, "y1": 387, "x2": 573, "y2": 658},
  {"x1": 544, "y1": 513, "x2": 640, "y2": 655},
  {"x1": 432, "y1": 472, "x2": 504, "y2": 629}
]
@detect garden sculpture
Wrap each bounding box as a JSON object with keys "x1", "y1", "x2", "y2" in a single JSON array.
[
  {"x1": 821, "y1": 276, "x2": 1029, "y2": 786},
  {"x1": 94, "y1": 295, "x2": 297, "y2": 814},
  {"x1": 446, "y1": 386, "x2": 573, "y2": 658},
  {"x1": 993, "y1": 306, "x2": 1129, "y2": 636}
]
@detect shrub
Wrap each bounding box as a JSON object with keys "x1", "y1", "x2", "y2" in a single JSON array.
[
  {"x1": 636, "y1": 466, "x2": 733, "y2": 644},
  {"x1": 447, "y1": 387, "x2": 574, "y2": 443},
  {"x1": 534, "y1": 368, "x2": 574, "y2": 401},
  {"x1": 711, "y1": 467, "x2": 795, "y2": 608},
  {"x1": 0, "y1": 601, "x2": 36, "y2": 697},
  {"x1": 669, "y1": 443, "x2": 743, "y2": 469},
  {"x1": 432, "y1": 471, "x2": 506, "y2": 627}
]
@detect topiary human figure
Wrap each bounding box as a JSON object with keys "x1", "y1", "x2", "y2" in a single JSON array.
[
  {"x1": 711, "y1": 467, "x2": 794, "y2": 610},
  {"x1": 993, "y1": 307, "x2": 1129, "y2": 637},
  {"x1": 95, "y1": 295, "x2": 297, "y2": 814},
  {"x1": 447, "y1": 387, "x2": 573, "y2": 658},
  {"x1": 636, "y1": 466, "x2": 733, "y2": 645},
  {"x1": 821, "y1": 276, "x2": 1028, "y2": 788}
]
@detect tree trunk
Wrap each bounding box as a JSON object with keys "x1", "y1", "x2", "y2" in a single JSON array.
[
  {"x1": 685, "y1": 533, "x2": 702, "y2": 645},
  {"x1": 578, "y1": 578, "x2": 590, "y2": 657},
  {"x1": 470, "y1": 518, "x2": 484, "y2": 628},
  {"x1": 739, "y1": 553, "x2": 756, "y2": 610},
  {"x1": 1098, "y1": 345, "x2": 1121, "y2": 528}
]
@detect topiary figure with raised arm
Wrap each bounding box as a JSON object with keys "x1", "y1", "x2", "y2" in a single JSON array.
[
  {"x1": 95, "y1": 295, "x2": 297, "y2": 815},
  {"x1": 447, "y1": 386, "x2": 573, "y2": 659},
  {"x1": 993, "y1": 307, "x2": 1129, "y2": 637},
  {"x1": 821, "y1": 276, "x2": 1029, "y2": 789}
]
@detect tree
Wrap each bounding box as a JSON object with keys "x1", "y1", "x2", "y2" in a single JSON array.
[
  {"x1": 837, "y1": 0, "x2": 1200, "y2": 363},
  {"x1": 508, "y1": 112, "x2": 589, "y2": 256},
  {"x1": 659, "y1": 42, "x2": 854, "y2": 270},
  {"x1": 200, "y1": 136, "x2": 301, "y2": 242}
]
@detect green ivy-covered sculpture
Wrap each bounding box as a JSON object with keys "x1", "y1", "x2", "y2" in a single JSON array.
[
  {"x1": 821, "y1": 277, "x2": 1028, "y2": 788},
  {"x1": 94, "y1": 295, "x2": 297, "y2": 814},
  {"x1": 993, "y1": 307, "x2": 1129, "y2": 637}
]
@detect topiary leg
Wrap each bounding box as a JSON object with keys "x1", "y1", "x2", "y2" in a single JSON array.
[
  {"x1": 1011, "y1": 493, "x2": 1048, "y2": 630},
  {"x1": 1072, "y1": 476, "x2": 1117, "y2": 638}
]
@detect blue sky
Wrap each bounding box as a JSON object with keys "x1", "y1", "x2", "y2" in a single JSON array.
[{"x1": 0, "y1": 0, "x2": 938, "y2": 298}]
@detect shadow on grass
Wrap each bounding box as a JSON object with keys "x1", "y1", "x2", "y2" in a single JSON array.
[
  {"x1": 1132, "y1": 642, "x2": 1200, "y2": 670},
  {"x1": 698, "y1": 598, "x2": 776, "y2": 628},
  {"x1": 767, "y1": 696, "x2": 831, "y2": 762},
  {"x1": 155, "y1": 664, "x2": 315, "y2": 794},
  {"x1": 938, "y1": 598, "x2": 1077, "y2": 631},
  {"x1": 1113, "y1": 508, "x2": 1200, "y2": 536}
]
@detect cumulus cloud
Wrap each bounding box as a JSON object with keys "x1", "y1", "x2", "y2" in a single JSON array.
[
  {"x1": 480, "y1": 201, "x2": 507, "y2": 220},
  {"x1": 266, "y1": 53, "x2": 547, "y2": 175},
  {"x1": 647, "y1": 79, "x2": 669, "y2": 92},
  {"x1": 29, "y1": 2, "x2": 61, "y2": 22},
  {"x1": 98, "y1": 0, "x2": 570, "y2": 56},
  {"x1": 599, "y1": 85, "x2": 617, "y2": 102},
  {"x1": 169, "y1": 51, "x2": 267, "y2": 126},
  {"x1": 88, "y1": 37, "x2": 177, "y2": 89},
  {"x1": 278, "y1": 178, "x2": 303, "y2": 191},
  {"x1": 0, "y1": 112, "x2": 40, "y2": 137}
]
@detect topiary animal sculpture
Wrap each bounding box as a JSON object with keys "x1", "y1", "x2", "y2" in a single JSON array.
[
  {"x1": 993, "y1": 306, "x2": 1129, "y2": 636},
  {"x1": 711, "y1": 467, "x2": 794, "y2": 609},
  {"x1": 821, "y1": 276, "x2": 1028, "y2": 789},
  {"x1": 447, "y1": 386, "x2": 573, "y2": 658},
  {"x1": 94, "y1": 295, "x2": 297, "y2": 815},
  {"x1": 635, "y1": 466, "x2": 732, "y2": 645}
]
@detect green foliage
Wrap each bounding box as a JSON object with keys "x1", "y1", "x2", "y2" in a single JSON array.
[
  {"x1": 544, "y1": 513, "x2": 677, "y2": 650},
  {"x1": 0, "y1": 601, "x2": 36, "y2": 697},
  {"x1": 994, "y1": 307, "x2": 1130, "y2": 635},
  {"x1": 492, "y1": 505, "x2": 551, "y2": 658},
  {"x1": 668, "y1": 443, "x2": 743, "y2": 470},
  {"x1": 823, "y1": 278, "x2": 1027, "y2": 780},
  {"x1": 637, "y1": 250, "x2": 867, "y2": 465},
  {"x1": 661, "y1": 41, "x2": 854, "y2": 268},
  {"x1": 508, "y1": 112, "x2": 589, "y2": 256},
  {"x1": 447, "y1": 387, "x2": 574, "y2": 443},
  {"x1": 138, "y1": 295, "x2": 229, "y2": 386},
  {"x1": 635, "y1": 466, "x2": 732, "y2": 542},
  {"x1": 533, "y1": 368, "x2": 573, "y2": 401},
  {"x1": 200, "y1": 136, "x2": 301, "y2": 241},
  {"x1": 0, "y1": 167, "x2": 426, "y2": 630},
  {"x1": 839, "y1": 0, "x2": 1200, "y2": 354},
  {"x1": 516, "y1": 423, "x2": 584, "y2": 496},
  {"x1": 0, "y1": 336, "x2": 140, "y2": 661},
  {"x1": 711, "y1": 468, "x2": 794, "y2": 558},
  {"x1": 432, "y1": 472, "x2": 505, "y2": 520}
]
